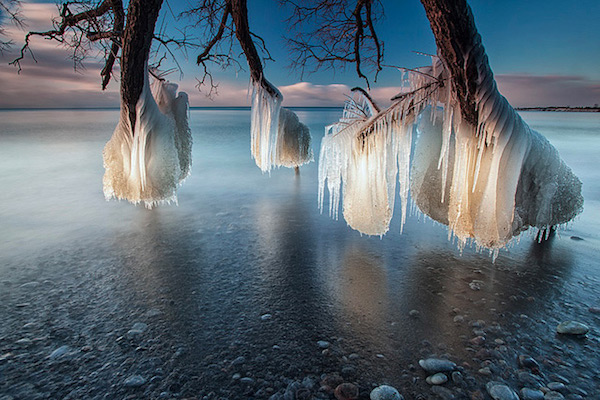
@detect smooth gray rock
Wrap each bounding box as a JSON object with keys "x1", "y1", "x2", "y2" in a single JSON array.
[
  {"x1": 547, "y1": 382, "x2": 566, "y2": 392},
  {"x1": 317, "y1": 340, "x2": 330, "y2": 349},
  {"x1": 370, "y1": 385, "x2": 403, "y2": 400},
  {"x1": 49, "y1": 345, "x2": 70, "y2": 360},
  {"x1": 418, "y1": 358, "x2": 456, "y2": 373},
  {"x1": 520, "y1": 388, "x2": 544, "y2": 400},
  {"x1": 556, "y1": 321, "x2": 589, "y2": 335},
  {"x1": 124, "y1": 375, "x2": 146, "y2": 388},
  {"x1": 426, "y1": 373, "x2": 448, "y2": 385},
  {"x1": 486, "y1": 381, "x2": 519, "y2": 400},
  {"x1": 544, "y1": 392, "x2": 565, "y2": 400}
]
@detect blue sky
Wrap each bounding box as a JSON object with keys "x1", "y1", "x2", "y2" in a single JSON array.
[{"x1": 0, "y1": 0, "x2": 598, "y2": 107}]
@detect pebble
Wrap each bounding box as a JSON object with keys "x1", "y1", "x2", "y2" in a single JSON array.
[
  {"x1": 453, "y1": 315, "x2": 464, "y2": 323},
  {"x1": 20, "y1": 281, "x2": 40, "y2": 289},
  {"x1": 334, "y1": 383, "x2": 358, "y2": 400},
  {"x1": 520, "y1": 388, "x2": 544, "y2": 400},
  {"x1": 369, "y1": 385, "x2": 403, "y2": 400},
  {"x1": 260, "y1": 313, "x2": 272, "y2": 321},
  {"x1": 409, "y1": 309, "x2": 420, "y2": 317},
  {"x1": 49, "y1": 345, "x2": 70, "y2": 359},
  {"x1": 418, "y1": 358, "x2": 456, "y2": 373},
  {"x1": 478, "y1": 367, "x2": 492, "y2": 376},
  {"x1": 123, "y1": 375, "x2": 146, "y2": 388},
  {"x1": 317, "y1": 340, "x2": 330, "y2": 349},
  {"x1": 543, "y1": 392, "x2": 564, "y2": 400},
  {"x1": 469, "y1": 280, "x2": 484, "y2": 290},
  {"x1": 589, "y1": 307, "x2": 600, "y2": 314},
  {"x1": 240, "y1": 377, "x2": 255, "y2": 385},
  {"x1": 348, "y1": 353, "x2": 360, "y2": 360},
  {"x1": 518, "y1": 355, "x2": 540, "y2": 370},
  {"x1": 426, "y1": 373, "x2": 448, "y2": 385},
  {"x1": 486, "y1": 381, "x2": 519, "y2": 400},
  {"x1": 451, "y1": 371, "x2": 463, "y2": 384},
  {"x1": 469, "y1": 336, "x2": 485, "y2": 346},
  {"x1": 127, "y1": 322, "x2": 148, "y2": 337},
  {"x1": 431, "y1": 386, "x2": 455, "y2": 400},
  {"x1": 546, "y1": 382, "x2": 566, "y2": 392},
  {"x1": 556, "y1": 321, "x2": 589, "y2": 335}
]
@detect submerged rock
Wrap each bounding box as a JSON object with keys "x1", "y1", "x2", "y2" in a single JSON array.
[
  {"x1": 486, "y1": 381, "x2": 519, "y2": 400},
  {"x1": 519, "y1": 388, "x2": 544, "y2": 400},
  {"x1": 370, "y1": 385, "x2": 403, "y2": 400},
  {"x1": 556, "y1": 321, "x2": 589, "y2": 335},
  {"x1": 419, "y1": 358, "x2": 456, "y2": 373}
]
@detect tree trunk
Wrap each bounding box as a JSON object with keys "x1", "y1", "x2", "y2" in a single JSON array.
[
  {"x1": 420, "y1": 0, "x2": 493, "y2": 126},
  {"x1": 120, "y1": 0, "x2": 164, "y2": 132}
]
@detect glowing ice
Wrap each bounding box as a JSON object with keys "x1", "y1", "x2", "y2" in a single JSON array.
[
  {"x1": 250, "y1": 79, "x2": 313, "y2": 172},
  {"x1": 319, "y1": 57, "x2": 583, "y2": 253},
  {"x1": 102, "y1": 68, "x2": 192, "y2": 208}
]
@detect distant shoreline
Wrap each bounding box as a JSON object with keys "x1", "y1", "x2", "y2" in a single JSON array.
[{"x1": 516, "y1": 106, "x2": 600, "y2": 112}]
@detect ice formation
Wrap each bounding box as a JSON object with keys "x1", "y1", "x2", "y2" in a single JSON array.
[
  {"x1": 319, "y1": 56, "x2": 583, "y2": 253},
  {"x1": 102, "y1": 68, "x2": 192, "y2": 208},
  {"x1": 250, "y1": 79, "x2": 313, "y2": 172}
]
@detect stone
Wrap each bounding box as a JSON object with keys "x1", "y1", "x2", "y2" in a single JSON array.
[
  {"x1": 518, "y1": 355, "x2": 540, "y2": 370},
  {"x1": 431, "y1": 386, "x2": 456, "y2": 400},
  {"x1": 478, "y1": 367, "x2": 492, "y2": 376},
  {"x1": 317, "y1": 340, "x2": 330, "y2": 349},
  {"x1": 547, "y1": 382, "x2": 566, "y2": 392},
  {"x1": 124, "y1": 375, "x2": 146, "y2": 388},
  {"x1": 334, "y1": 383, "x2": 358, "y2": 400},
  {"x1": 409, "y1": 310, "x2": 420, "y2": 317},
  {"x1": 543, "y1": 392, "x2": 564, "y2": 400},
  {"x1": 240, "y1": 377, "x2": 255, "y2": 385},
  {"x1": 49, "y1": 345, "x2": 70, "y2": 360},
  {"x1": 419, "y1": 358, "x2": 456, "y2": 373},
  {"x1": 127, "y1": 322, "x2": 148, "y2": 337},
  {"x1": 369, "y1": 385, "x2": 403, "y2": 400},
  {"x1": 469, "y1": 336, "x2": 485, "y2": 346},
  {"x1": 486, "y1": 381, "x2": 519, "y2": 400},
  {"x1": 260, "y1": 313, "x2": 272, "y2": 321},
  {"x1": 556, "y1": 321, "x2": 589, "y2": 335},
  {"x1": 520, "y1": 388, "x2": 544, "y2": 400},
  {"x1": 426, "y1": 373, "x2": 448, "y2": 385}
]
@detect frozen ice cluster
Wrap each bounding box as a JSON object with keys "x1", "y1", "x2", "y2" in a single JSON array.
[
  {"x1": 102, "y1": 67, "x2": 192, "y2": 208},
  {"x1": 319, "y1": 56, "x2": 583, "y2": 256},
  {"x1": 251, "y1": 79, "x2": 313, "y2": 172}
]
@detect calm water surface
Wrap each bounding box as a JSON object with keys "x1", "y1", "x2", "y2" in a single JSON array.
[{"x1": 0, "y1": 109, "x2": 599, "y2": 399}]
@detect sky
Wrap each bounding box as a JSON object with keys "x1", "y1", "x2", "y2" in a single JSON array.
[{"x1": 0, "y1": 0, "x2": 599, "y2": 108}]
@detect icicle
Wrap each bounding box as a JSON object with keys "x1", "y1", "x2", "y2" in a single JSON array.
[
  {"x1": 276, "y1": 107, "x2": 313, "y2": 168},
  {"x1": 250, "y1": 79, "x2": 282, "y2": 172},
  {"x1": 102, "y1": 67, "x2": 192, "y2": 208},
  {"x1": 318, "y1": 54, "x2": 583, "y2": 255}
]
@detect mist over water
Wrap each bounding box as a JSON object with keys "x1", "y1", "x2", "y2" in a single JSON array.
[{"x1": 1, "y1": 109, "x2": 599, "y2": 398}]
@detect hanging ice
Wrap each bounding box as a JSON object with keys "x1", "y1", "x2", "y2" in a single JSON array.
[
  {"x1": 319, "y1": 57, "x2": 583, "y2": 253},
  {"x1": 250, "y1": 78, "x2": 313, "y2": 172},
  {"x1": 102, "y1": 68, "x2": 192, "y2": 208},
  {"x1": 276, "y1": 107, "x2": 313, "y2": 168}
]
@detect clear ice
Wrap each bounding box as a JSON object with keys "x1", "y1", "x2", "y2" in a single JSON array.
[
  {"x1": 251, "y1": 79, "x2": 313, "y2": 172},
  {"x1": 319, "y1": 56, "x2": 583, "y2": 253},
  {"x1": 102, "y1": 67, "x2": 192, "y2": 208}
]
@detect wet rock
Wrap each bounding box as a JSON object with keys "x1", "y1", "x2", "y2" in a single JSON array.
[
  {"x1": 240, "y1": 377, "x2": 255, "y2": 385},
  {"x1": 260, "y1": 313, "x2": 272, "y2": 321},
  {"x1": 426, "y1": 373, "x2": 448, "y2": 385},
  {"x1": 451, "y1": 371, "x2": 463, "y2": 384},
  {"x1": 124, "y1": 375, "x2": 146, "y2": 388},
  {"x1": 547, "y1": 382, "x2": 566, "y2": 392},
  {"x1": 334, "y1": 383, "x2": 358, "y2": 400},
  {"x1": 127, "y1": 322, "x2": 148, "y2": 337},
  {"x1": 431, "y1": 386, "x2": 456, "y2": 400},
  {"x1": 49, "y1": 345, "x2": 70, "y2": 359},
  {"x1": 550, "y1": 374, "x2": 569, "y2": 385},
  {"x1": 556, "y1": 321, "x2": 589, "y2": 335},
  {"x1": 369, "y1": 385, "x2": 403, "y2": 400},
  {"x1": 317, "y1": 340, "x2": 330, "y2": 349},
  {"x1": 231, "y1": 356, "x2": 246, "y2": 367},
  {"x1": 419, "y1": 358, "x2": 456, "y2": 373},
  {"x1": 518, "y1": 355, "x2": 540, "y2": 370},
  {"x1": 543, "y1": 392, "x2": 564, "y2": 400},
  {"x1": 469, "y1": 336, "x2": 485, "y2": 346},
  {"x1": 348, "y1": 353, "x2": 360, "y2": 361},
  {"x1": 518, "y1": 371, "x2": 543, "y2": 386},
  {"x1": 478, "y1": 367, "x2": 492, "y2": 376},
  {"x1": 320, "y1": 374, "x2": 343, "y2": 393},
  {"x1": 486, "y1": 381, "x2": 519, "y2": 400},
  {"x1": 520, "y1": 388, "x2": 544, "y2": 400}
]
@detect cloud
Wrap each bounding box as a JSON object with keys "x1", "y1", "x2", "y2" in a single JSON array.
[{"x1": 497, "y1": 74, "x2": 600, "y2": 107}]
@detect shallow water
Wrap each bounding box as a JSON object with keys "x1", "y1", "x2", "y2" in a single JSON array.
[{"x1": 0, "y1": 109, "x2": 599, "y2": 399}]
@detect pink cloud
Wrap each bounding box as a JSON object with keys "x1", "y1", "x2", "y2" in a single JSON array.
[{"x1": 496, "y1": 74, "x2": 600, "y2": 107}]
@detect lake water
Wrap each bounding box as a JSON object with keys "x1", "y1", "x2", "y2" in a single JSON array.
[{"x1": 0, "y1": 109, "x2": 599, "y2": 399}]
